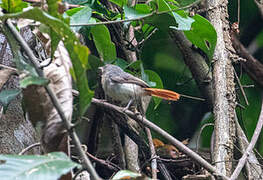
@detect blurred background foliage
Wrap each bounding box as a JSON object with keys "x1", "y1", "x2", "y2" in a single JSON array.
[{"x1": 66, "y1": 0, "x2": 263, "y2": 152}]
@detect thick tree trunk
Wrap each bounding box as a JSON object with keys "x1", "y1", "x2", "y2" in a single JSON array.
[
  {"x1": 0, "y1": 33, "x2": 39, "y2": 155},
  {"x1": 206, "y1": 0, "x2": 236, "y2": 176}
]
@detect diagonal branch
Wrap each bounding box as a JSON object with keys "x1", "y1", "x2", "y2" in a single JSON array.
[
  {"x1": 230, "y1": 96, "x2": 263, "y2": 180},
  {"x1": 231, "y1": 35, "x2": 263, "y2": 88},
  {"x1": 91, "y1": 98, "x2": 230, "y2": 180}
]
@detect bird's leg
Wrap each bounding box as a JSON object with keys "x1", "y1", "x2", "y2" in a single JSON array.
[{"x1": 123, "y1": 99, "x2": 134, "y2": 112}]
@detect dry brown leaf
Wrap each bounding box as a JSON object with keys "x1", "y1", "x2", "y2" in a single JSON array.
[{"x1": 23, "y1": 41, "x2": 73, "y2": 152}]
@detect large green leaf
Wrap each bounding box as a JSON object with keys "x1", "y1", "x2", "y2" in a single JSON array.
[
  {"x1": 46, "y1": 0, "x2": 62, "y2": 58},
  {"x1": 47, "y1": 0, "x2": 59, "y2": 17},
  {"x1": 124, "y1": 4, "x2": 152, "y2": 19},
  {"x1": 158, "y1": 0, "x2": 194, "y2": 31},
  {"x1": 0, "y1": 152, "x2": 80, "y2": 180},
  {"x1": 90, "y1": 24, "x2": 116, "y2": 62},
  {"x1": 1, "y1": 0, "x2": 28, "y2": 13},
  {"x1": 0, "y1": 89, "x2": 21, "y2": 112},
  {"x1": 0, "y1": 8, "x2": 93, "y2": 115},
  {"x1": 109, "y1": 0, "x2": 127, "y2": 7},
  {"x1": 66, "y1": 6, "x2": 92, "y2": 32},
  {"x1": 169, "y1": 11, "x2": 195, "y2": 31},
  {"x1": 184, "y1": 14, "x2": 217, "y2": 59}
]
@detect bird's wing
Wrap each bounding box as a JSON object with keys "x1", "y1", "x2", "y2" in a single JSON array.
[{"x1": 110, "y1": 72, "x2": 149, "y2": 88}]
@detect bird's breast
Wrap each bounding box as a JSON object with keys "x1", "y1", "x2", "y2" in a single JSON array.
[{"x1": 105, "y1": 82, "x2": 145, "y2": 104}]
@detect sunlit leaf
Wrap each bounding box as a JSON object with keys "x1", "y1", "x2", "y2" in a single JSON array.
[
  {"x1": 66, "y1": 6, "x2": 92, "y2": 32},
  {"x1": 1, "y1": 0, "x2": 28, "y2": 13},
  {"x1": 0, "y1": 152, "x2": 80, "y2": 180},
  {"x1": 184, "y1": 14, "x2": 217, "y2": 59},
  {"x1": 109, "y1": 0, "x2": 127, "y2": 7},
  {"x1": 90, "y1": 24, "x2": 116, "y2": 62},
  {"x1": 124, "y1": 4, "x2": 151, "y2": 19},
  {"x1": 169, "y1": 11, "x2": 194, "y2": 31}
]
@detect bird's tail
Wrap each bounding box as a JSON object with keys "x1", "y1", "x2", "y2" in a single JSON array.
[{"x1": 144, "y1": 88, "x2": 180, "y2": 101}]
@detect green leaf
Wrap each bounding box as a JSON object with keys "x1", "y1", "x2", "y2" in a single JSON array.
[
  {"x1": 144, "y1": 70, "x2": 163, "y2": 109},
  {"x1": 20, "y1": 76, "x2": 49, "y2": 88},
  {"x1": 67, "y1": 6, "x2": 92, "y2": 32},
  {"x1": 113, "y1": 58, "x2": 129, "y2": 69},
  {"x1": 0, "y1": 152, "x2": 80, "y2": 180},
  {"x1": 109, "y1": 0, "x2": 127, "y2": 7},
  {"x1": 64, "y1": 7, "x2": 84, "y2": 16},
  {"x1": 47, "y1": 0, "x2": 59, "y2": 17},
  {"x1": 158, "y1": 0, "x2": 194, "y2": 31},
  {"x1": 169, "y1": 11, "x2": 194, "y2": 31},
  {"x1": 90, "y1": 25, "x2": 116, "y2": 62},
  {"x1": 176, "y1": 0, "x2": 196, "y2": 6},
  {"x1": 0, "y1": 89, "x2": 21, "y2": 112},
  {"x1": 0, "y1": 8, "x2": 94, "y2": 116},
  {"x1": 112, "y1": 170, "x2": 150, "y2": 180},
  {"x1": 157, "y1": 0, "x2": 178, "y2": 12},
  {"x1": 67, "y1": 43, "x2": 94, "y2": 115},
  {"x1": 124, "y1": 4, "x2": 151, "y2": 19},
  {"x1": 74, "y1": 44, "x2": 91, "y2": 69},
  {"x1": 1, "y1": 0, "x2": 28, "y2": 13},
  {"x1": 50, "y1": 30, "x2": 61, "y2": 60},
  {"x1": 89, "y1": 54, "x2": 104, "y2": 69},
  {"x1": 184, "y1": 14, "x2": 217, "y2": 59}
]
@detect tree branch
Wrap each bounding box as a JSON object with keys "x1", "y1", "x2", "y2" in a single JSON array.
[
  {"x1": 231, "y1": 35, "x2": 263, "y2": 88},
  {"x1": 169, "y1": 30, "x2": 213, "y2": 108},
  {"x1": 230, "y1": 96, "x2": 263, "y2": 180},
  {"x1": 206, "y1": 0, "x2": 236, "y2": 176},
  {"x1": 91, "y1": 98, "x2": 230, "y2": 180},
  {"x1": 235, "y1": 113, "x2": 263, "y2": 179}
]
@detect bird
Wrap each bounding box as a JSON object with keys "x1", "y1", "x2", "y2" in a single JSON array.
[{"x1": 99, "y1": 64, "x2": 180, "y2": 112}]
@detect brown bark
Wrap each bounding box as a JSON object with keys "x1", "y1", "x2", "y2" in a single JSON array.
[
  {"x1": 0, "y1": 33, "x2": 40, "y2": 155},
  {"x1": 206, "y1": 0, "x2": 236, "y2": 176}
]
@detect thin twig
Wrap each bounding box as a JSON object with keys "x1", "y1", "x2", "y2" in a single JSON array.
[
  {"x1": 19, "y1": 142, "x2": 41, "y2": 155},
  {"x1": 196, "y1": 123, "x2": 214, "y2": 153},
  {"x1": 231, "y1": 35, "x2": 263, "y2": 88},
  {"x1": 70, "y1": 0, "x2": 201, "y2": 27},
  {"x1": 0, "y1": 64, "x2": 18, "y2": 72},
  {"x1": 145, "y1": 128, "x2": 158, "y2": 179},
  {"x1": 242, "y1": 85, "x2": 254, "y2": 88},
  {"x1": 230, "y1": 96, "x2": 263, "y2": 180},
  {"x1": 91, "y1": 98, "x2": 230, "y2": 180},
  {"x1": 179, "y1": 93, "x2": 205, "y2": 101},
  {"x1": 5, "y1": 20, "x2": 101, "y2": 180},
  {"x1": 86, "y1": 151, "x2": 121, "y2": 171},
  {"x1": 234, "y1": 69, "x2": 249, "y2": 105}
]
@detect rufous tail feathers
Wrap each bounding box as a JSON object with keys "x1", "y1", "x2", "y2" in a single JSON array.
[{"x1": 144, "y1": 88, "x2": 180, "y2": 101}]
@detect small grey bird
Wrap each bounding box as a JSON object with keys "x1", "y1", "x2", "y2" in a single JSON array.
[{"x1": 99, "y1": 64, "x2": 180, "y2": 112}]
